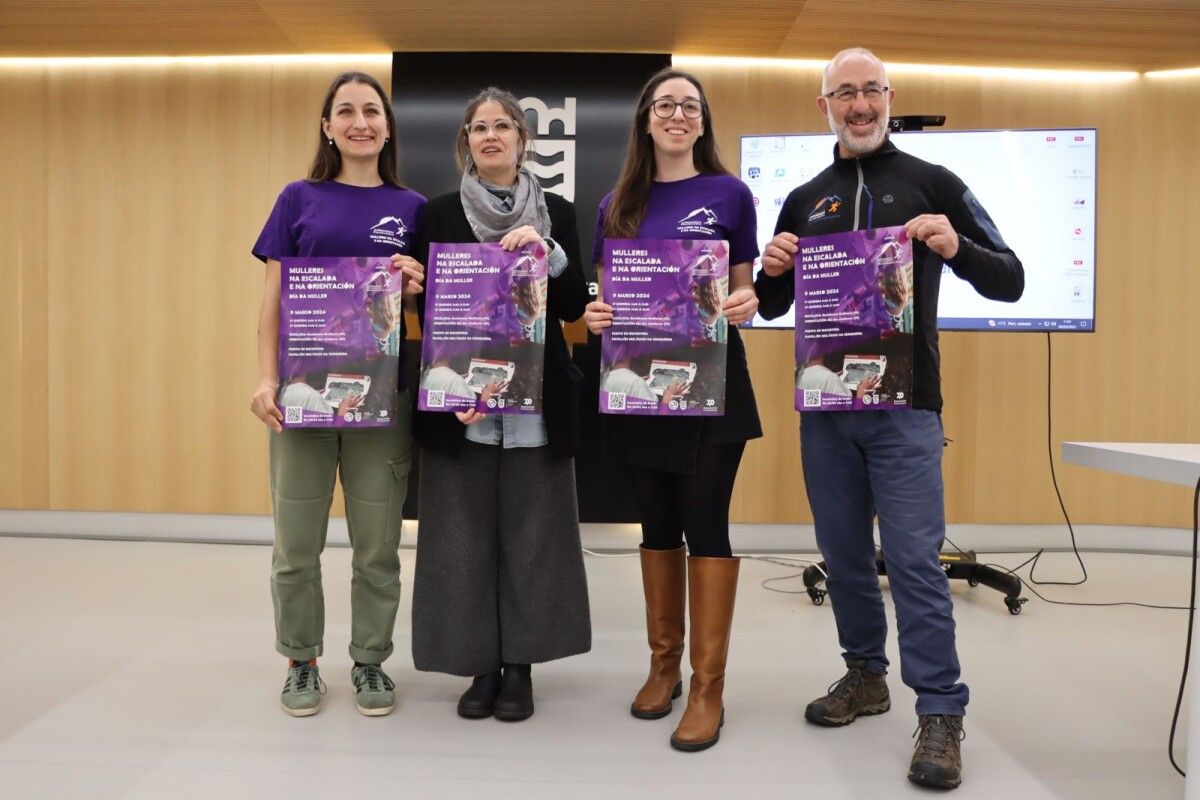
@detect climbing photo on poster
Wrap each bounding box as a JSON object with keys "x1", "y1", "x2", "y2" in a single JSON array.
[
  {"x1": 600, "y1": 238, "x2": 729, "y2": 416},
  {"x1": 278, "y1": 256, "x2": 404, "y2": 428},
  {"x1": 794, "y1": 226, "x2": 914, "y2": 412},
  {"x1": 418, "y1": 242, "x2": 548, "y2": 415}
]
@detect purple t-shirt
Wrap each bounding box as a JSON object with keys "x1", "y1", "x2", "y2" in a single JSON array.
[
  {"x1": 592, "y1": 173, "x2": 758, "y2": 265},
  {"x1": 253, "y1": 179, "x2": 426, "y2": 392},
  {"x1": 253, "y1": 179, "x2": 426, "y2": 261}
]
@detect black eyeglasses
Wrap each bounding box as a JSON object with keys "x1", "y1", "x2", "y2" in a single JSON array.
[
  {"x1": 824, "y1": 86, "x2": 889, "y2": 103},
  {"x1": 650, "y1": 97, "x2": 704, "y2": 119}
]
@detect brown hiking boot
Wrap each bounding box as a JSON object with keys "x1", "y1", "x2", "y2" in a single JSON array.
[
  {"x1": 804, "y1": 660, "x2": 890, "y2": 726},
  {"x1": 908, "y1": 714, "x2": 965, "y2": 790}
]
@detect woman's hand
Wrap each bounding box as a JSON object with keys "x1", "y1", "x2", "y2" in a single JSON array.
[
  {"x1": 456, "y1": 408, "x2": 487, "y2": 425},
  {"x1": 722, "y1": 287, "x2": 759, "y2": 325},
  {"x1": 392, "y1": 254, "x2": 425, "y2": 298},
  {"x1": 499, "y1": 225, "x2": 544, "y2": 252},
  {"x1": 250, "y1": 380, "x2": 283, "y2": 432},
  {"x1": 584, "y1": 300, "x2": 613, "y2": 335}
]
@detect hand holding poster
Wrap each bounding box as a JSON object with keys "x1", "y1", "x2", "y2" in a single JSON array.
[
  {"x1": 418, "y1": 242, "x2": 548, "y2": 414},
  {"x1": 278, "y1": 256, "x2": 404, "y2": 428},
  {"x1": 795, "y1": 226, "x2": 914, "y2": 411},
  {"x1": 601, "y1": 239, "x2": 729, "y2": 416}
]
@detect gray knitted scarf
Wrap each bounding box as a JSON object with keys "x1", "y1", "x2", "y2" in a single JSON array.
[{"x1": 459, "y1": 165, "x2": 552, "y2": 243}]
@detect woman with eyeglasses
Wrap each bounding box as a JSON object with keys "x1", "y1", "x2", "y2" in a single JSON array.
[
  {"x1": 584, "y1": 68, "x2": 761, "y2": 752},
  {"x1": 250, "y1": 71, "x2": 425, "y2": 718},
  {"x1": 410, "y1": 87, "x2": 591, "y2": 722}
]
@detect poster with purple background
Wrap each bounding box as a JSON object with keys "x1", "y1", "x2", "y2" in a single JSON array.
[
  {"x1": 418, "y1": 242, "x2": 548, "y2": 414},
  {"x1": 278, "y1": 257, "x2": 404, "y2": 428},
  {"x1": 795, "y1": 226, "x2": 914, "y2": 412},
  {"x1": 601, "y1": 239, "x2": 729, "y2": 416}
]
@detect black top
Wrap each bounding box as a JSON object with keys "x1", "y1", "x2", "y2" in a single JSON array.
[
  {"x1": 601, "y1": 324, "x2": 762, "y2": 474},
  {"x1": 755, "y1": 138, "x2": 1025, "y2": 413},
  {"x1": 413, "y1": 191, "x2": 589, "y2": 459}
]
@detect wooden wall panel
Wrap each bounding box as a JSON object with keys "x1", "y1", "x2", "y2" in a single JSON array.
[
  {"x1": 694, "y1": 63, "x2": 1199, "y2": 527},
  {"x1": 0, "y1": 66, "x2": 50, "y2": 510},
  {"x1": 2, "y1": 58, "x2": 1196, "y2": 527},
  {"x1": 0, "y1": 59, "x2": 387, "y2": 515}
]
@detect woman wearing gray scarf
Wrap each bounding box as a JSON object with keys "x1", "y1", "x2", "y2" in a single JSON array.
[{"x1": 411, "y1": 87, "x2": 592, "y2": 722}]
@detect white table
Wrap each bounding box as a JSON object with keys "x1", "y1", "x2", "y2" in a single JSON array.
[{"x1": 1063, "y1": 442, "x2": 1200, "y2": 796}]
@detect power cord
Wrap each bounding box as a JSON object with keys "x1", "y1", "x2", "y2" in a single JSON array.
[
  {"x1": 1168, "y1": 473, "x2": 1200, "y2": 776},
  {"x1": 982, "y1": 551, "x2": 1188, "y2": 611}
]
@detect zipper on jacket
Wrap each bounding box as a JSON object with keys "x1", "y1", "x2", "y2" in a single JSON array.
[
  {"x1": 854, "y1": 158, "x2": 864, "y2": 227},
  {"x1": 852, "y1": 159, "x2": 875, "y2": 230}
]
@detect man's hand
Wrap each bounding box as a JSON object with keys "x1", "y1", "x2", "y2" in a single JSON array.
[
  {"x1": 761, "y1": 233, "x2": 799, "y2": 277},
  {"x1": 904, "y1": 215, "x2": 960, "y2": 260}
]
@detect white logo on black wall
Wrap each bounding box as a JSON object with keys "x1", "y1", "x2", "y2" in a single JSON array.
[
  {"x1": 370, "y1": 215, "x2": 408, "y2": 248},
  {"x1": 521, "y1": 96, "x2": 576, "y2": 202},
  {"x1": 678, "y1": 206, "x2": 718, "y2": 235}
]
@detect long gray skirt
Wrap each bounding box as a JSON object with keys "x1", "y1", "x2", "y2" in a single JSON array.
[{"x1": 412, "y1": 441, "x2": 592, "y2": 676}]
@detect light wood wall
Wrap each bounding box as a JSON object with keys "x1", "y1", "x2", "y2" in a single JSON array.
[
  {"x1": 2, "y1": 58, "x2": 1196, "y2": 526},
  {"x1": 692, "y1": 63, "x2": 1200, "y2": 526}
]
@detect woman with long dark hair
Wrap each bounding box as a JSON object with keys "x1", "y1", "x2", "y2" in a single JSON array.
[
  {"x1": 250, "y1": 71, "x2": 425, "y2": 718},
  {"x1": 584, "y1": 68, "x2": 761, "y2": 751},
  {"x1": 410, "y1": 87, "x2": 591, "y2": 722}
]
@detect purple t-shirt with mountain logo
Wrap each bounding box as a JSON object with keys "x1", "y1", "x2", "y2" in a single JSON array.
[
  {"x1": 592, "y1": 173, "x2": 758, "y2": 267},
  {"x1": 253, "y1": 179, "x2": 427, "y2": 392}
]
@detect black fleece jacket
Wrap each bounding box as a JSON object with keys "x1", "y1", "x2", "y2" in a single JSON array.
[{"x1": 755, "y1": 137, "x2": 1024, "y2": 413}]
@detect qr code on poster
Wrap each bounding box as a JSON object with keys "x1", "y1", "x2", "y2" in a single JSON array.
[
  {"x1": 607, "y1": 392, "x2": 626, "y2": 411},
  {"x1": 285, "y1": 406, "x2": 303, "y2": 424},
  {"x1": 427, "y1": 390, "x2": 445, "y2": 408},
  {"x1": 803, "y1": 389, "x2": 821, "y2": 408}
]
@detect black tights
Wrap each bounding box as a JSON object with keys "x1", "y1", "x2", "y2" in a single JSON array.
[{"x1": 625, "y1": 442, "x2": 746, "y2": 558}]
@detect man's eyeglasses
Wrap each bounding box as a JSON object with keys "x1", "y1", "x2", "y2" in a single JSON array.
[
  {"x1": 650, "y1": 98, "x2": 704, "y2": 119},
  {"x1": 465, "y1": 119, "x2": 518, "y2": 137},
  {"x1": 824, "y1": 86, "x2": 889, "y2": 103}
]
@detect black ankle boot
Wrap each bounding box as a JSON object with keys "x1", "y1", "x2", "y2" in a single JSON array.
[
  {"x1": 493, "y1": 663, "x2": 534, "y2": 721},
  {"x1": 457, "y1": 670, "x2": 502, "y2": 719}
]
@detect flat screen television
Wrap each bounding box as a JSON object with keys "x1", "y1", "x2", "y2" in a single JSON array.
[{"x1": 740, "y1": 128, "x2": 1097, "y2": 332}]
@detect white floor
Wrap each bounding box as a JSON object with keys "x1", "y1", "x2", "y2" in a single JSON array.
[{"x1": 0, "y1": 536, "x2": 1191, "y2": 799}]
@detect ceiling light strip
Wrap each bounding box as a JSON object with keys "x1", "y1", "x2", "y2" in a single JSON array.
[
  {"x1": 673, "y1": 55, "x2": 1138, "y2": 82},
  {"x1": 1144, "y1": 66, "x2": 1200, "y2": 78},
  {"x1": 0, "y1": 54, "x2": 392, "y2": 68}
]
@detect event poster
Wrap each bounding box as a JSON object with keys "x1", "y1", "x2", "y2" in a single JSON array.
[
  {"x1": 278, "y1": 257, "x2": 404, "y2": 428},
  {"x1": 600, "y1": 239, "x2": 729, "y2": 416},
  {"x1": 795, "y1": 226, "x2": 914, "y2": 412},
  {"x1": 418, "y1": 242, "x2": 548, "y2": 414}
]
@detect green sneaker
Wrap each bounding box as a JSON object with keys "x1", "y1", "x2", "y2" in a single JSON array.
[
  {"x1": 280, "y1": 662, "x2": 325, "y2": 717},
  {"x1": 351, "y1": 664, "x2": 396, "y2": 717}
]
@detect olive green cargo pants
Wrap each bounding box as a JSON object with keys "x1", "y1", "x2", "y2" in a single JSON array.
[{"x1": 268, "y1": 393, "x2": 412, "y2": 664}]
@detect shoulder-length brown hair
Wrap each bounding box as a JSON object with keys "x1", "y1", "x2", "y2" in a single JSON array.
[
  {"x1": 307, "y1": 71, "x2": 404, "y2": 188},
  {"x1": 603, "y1": 68, "x2": 730, "y2": 239},
  {"x1": 454, "y1": 86, "x2": 533, "y2": 173}
]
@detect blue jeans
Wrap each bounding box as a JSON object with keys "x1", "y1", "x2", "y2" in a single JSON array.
[{"x1": 800, "y1": 409, "x2": 968, "y2": 716}]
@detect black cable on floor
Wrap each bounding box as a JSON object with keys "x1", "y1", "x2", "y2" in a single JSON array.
[
  {"x1": 981, "y1": 553, "x2": 1189, "y2": 612},
  {"x1": 1168, "y1": 473, "x2": 1200, "y2": 777}
]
